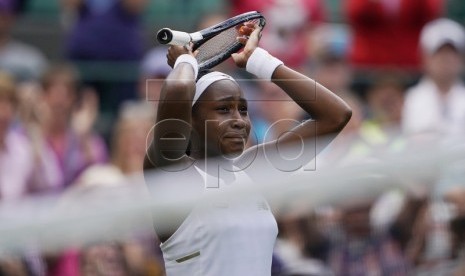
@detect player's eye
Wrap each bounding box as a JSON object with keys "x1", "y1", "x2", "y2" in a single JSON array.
[{"x1": 216, "y1": 106, "x2": 230, "y2": 113}]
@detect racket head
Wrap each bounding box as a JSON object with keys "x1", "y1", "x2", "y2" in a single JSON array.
[{"x1": 193, "y1": 11, "x2": 266, "y2": 71}]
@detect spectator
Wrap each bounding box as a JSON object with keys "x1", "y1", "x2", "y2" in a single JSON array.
[
  {"x1": 402, "y1": 18, "x2": 465, "y2": 136},
  {"x1": 64, "y1": 0, "x2": 146, "y2": 62},
  {"x1": 80, "y1": 243, "x2": 130, "y2": 276},
  {"x1": 345, "y1": 0, "x2": 443, "y2": 72},
  {"x1": 446, "y1": 188, "x2": 465, "y2": 271},
  {"x1": 39, "y1": 64, "x2": 108, "y2": 189},
  {"x1": 0, "y1": 70, "x2": 49, "y2": 276},
  {"x1": 50, "y1": 102, "x2": 161, "y2": 276},
  {"x1": 0, "y1": 70, "x2": 57, "y2": 198},
  {"x1": 110, "y1": 101, "x2": 153, "y2": 175},
  {"x1": 359, "y1": 74, "x2": 406, "y2": 153},
  {"x1": 0, "y1": 0, "x2": 48, "y2": 82},
  {"x1": 274, "y1": 213, "x2": 333, "y2": 275},
  {"x1": 365, "y1": 75, "x2": 405, "y2": 128},
  {"x1": 72, "y1": 100, "x2": 154, "y2": 181},
  {"x1": 380, "y1": 193, "x2": 429, "y2": 267},
  {"x1": 401, "y1": 19, "x2": 465, "y2": 270},
  {"x1": 14, "y1": 80, "x2": 63, "y2": 195},
  {"x1": 401, "y1": 198, "x2": 453, "y2": 269},
  {"x1": 329, "y1": 201, "x2": 410, "y2": 276},
  {"x1": 0, "y1": 71, "x2": 34, "y2": 200},
  {"x1": 63, "y1": 0, "x2": 148, "y2": 138},
  {"x1": 313, "y1": 52, "x2": 352, "y2": 97}
]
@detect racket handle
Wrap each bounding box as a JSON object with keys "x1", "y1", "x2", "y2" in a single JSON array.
[{"x1": 157, "y1": 28, "x2": 191, "y2": 45}]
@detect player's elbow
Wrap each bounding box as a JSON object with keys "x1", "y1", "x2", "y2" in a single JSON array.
[
  {"x1": 341, "y1": 105, "x2": 353, "y2": 126},
  {"x1": 339, "y1": 105, "x2": 352, "y2": 130},
  {"x1": 331, "y1": 105, "x2": 352, "y2": 132}
]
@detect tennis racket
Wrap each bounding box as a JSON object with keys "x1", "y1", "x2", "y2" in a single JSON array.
[{"x1": 156, "y1": 11, "x2": 266, "y2": 70}]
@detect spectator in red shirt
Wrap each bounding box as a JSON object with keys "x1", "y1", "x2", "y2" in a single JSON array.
[{"x1": 345, "y1": 0, "x2": 444, "y2": 72}]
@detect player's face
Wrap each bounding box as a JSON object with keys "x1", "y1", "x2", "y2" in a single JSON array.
[{"x1": 192, "y1": 80, "x2": 251, "y2": 158}]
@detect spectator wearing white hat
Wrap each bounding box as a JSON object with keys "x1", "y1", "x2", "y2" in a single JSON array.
[
  {"x1": 401, "y1": 18, "x2": 465, "y2": 270},
  {"x1": 402, "y1": 18, "x2": 465, "y2": 136}
]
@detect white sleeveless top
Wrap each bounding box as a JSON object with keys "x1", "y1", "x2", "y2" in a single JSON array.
[{"x1": 160, "y1": 165, "x2": 278, "y2": 276}]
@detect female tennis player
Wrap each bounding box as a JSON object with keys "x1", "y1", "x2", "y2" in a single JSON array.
[{"x1": 144, "y1": 23, "x2": 352, "y2": 275}]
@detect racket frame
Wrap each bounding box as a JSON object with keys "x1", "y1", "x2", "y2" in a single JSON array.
[{"x1": 157, "y1": 11, "x2": 266, "y2": 70}]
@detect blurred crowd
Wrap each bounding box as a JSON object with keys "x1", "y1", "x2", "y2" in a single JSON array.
[{"x1": 1, "y1": 0, "x2": 465, "y2": 275}]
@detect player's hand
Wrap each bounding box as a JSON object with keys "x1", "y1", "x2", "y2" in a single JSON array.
[
  {"x1": 167, "y1": 42, "x2": 199, "y2": 68},
  {"x1": 231, "y1": 23, "x2": 262, "y2": 68}
]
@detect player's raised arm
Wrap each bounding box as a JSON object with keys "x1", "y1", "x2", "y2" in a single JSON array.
[
  {"x1": 232, "y1": 24, "x2": 352, "y2": 154},
  {"x1": 270, "y1": 65, "x2": 352, "y2": 141},
  {"x1": 144, "y1": 44, "x2": 198, "y2": 170}
]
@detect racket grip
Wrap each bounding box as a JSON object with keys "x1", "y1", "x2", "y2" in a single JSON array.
[{"x1": 156, "y1": 28, "x2": 191, "y2": 45}]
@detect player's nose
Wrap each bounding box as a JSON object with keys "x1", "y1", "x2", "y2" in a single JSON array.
[{"x1": 230, "y1": 118, "x2": 247, "y2": 129}]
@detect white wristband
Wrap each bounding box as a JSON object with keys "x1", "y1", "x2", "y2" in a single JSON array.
[
  {"x1": 246, "y1": 47, "x2": 283, "y2": 81},
  {"x1": 174, "y1": 54, "x2": 198, "y2": 80}
]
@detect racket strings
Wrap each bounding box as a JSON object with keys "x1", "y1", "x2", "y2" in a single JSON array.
[
  {"x1": 196, "y1": 27, "x2": 239, "y2": 65},
  {"x1": 195, "y1": 19, "x2": 261, "y2": 68}
]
